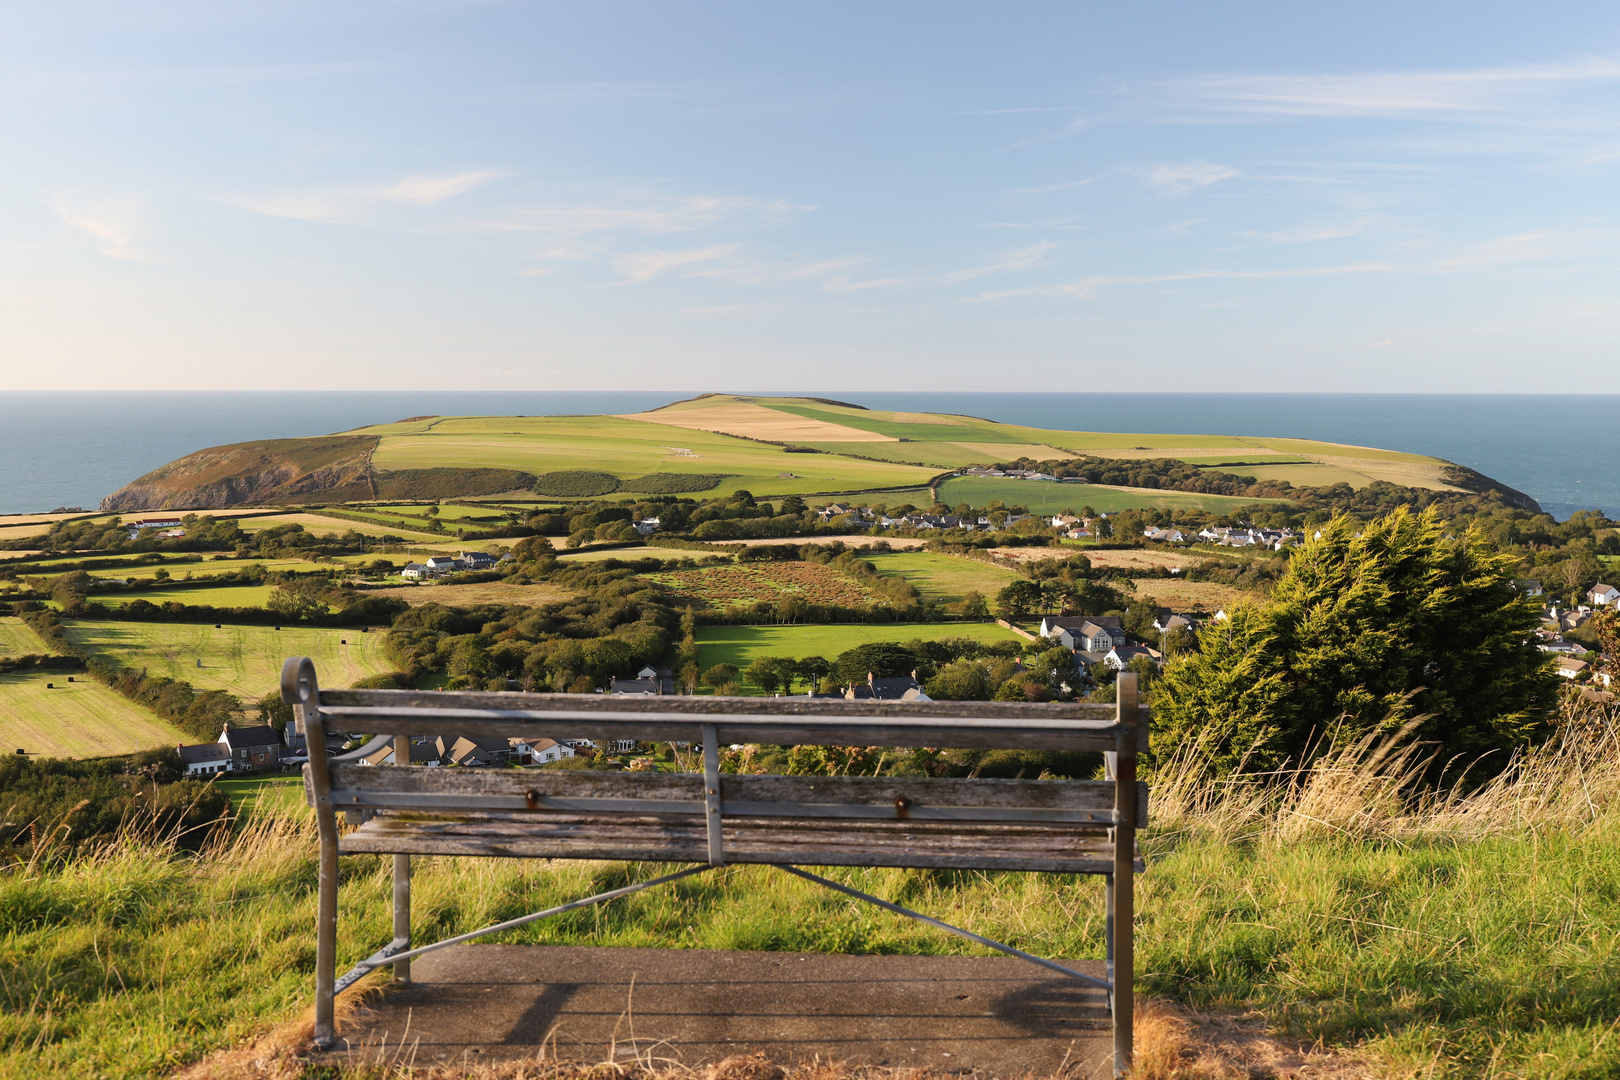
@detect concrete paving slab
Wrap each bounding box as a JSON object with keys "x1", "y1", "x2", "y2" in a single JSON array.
[{"x1": 329, "y1": 945, "x2": 1115, "y2": 1078}]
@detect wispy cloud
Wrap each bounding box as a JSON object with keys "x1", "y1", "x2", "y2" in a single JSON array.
[
  {"x1": 1245, "y1": 217, "x2": 1378, "y2": 243},
  {"x1": 227, "y1": 170, "x2": 505, "y2": 224},
  {"x1": 484, "y1": 194, "x2": 808, "y2": 239},
  {"x1": 1137, "y1": 162, "x2": 1237, "y2": 194},
  {"x1": 615, "y1": 244, "x2": 745, "y2": 282},
  {"x1": 830, "y1": 242, "x2": 1056, "y2": 292},
  {"x1": 51, "y1": 193, "x2": 153, "y2": 260},
  {"x1": 1158, "y1": 55, "x2": 1620, "y2": 120},
  {"x1": 1058, "y1": 261, "x2": 1394, "y2": 298}
]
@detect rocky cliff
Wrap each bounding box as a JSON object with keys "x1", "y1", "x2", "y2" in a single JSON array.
[{"x1": 100, "y1": 436, "x2": 378, "y2": 512}]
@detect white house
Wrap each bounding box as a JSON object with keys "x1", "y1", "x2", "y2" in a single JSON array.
[
  {"x1": 1587, "y1": 583, "x2": 1619, "y2": 607},
  {"x1": 1039, "y1": 616, "x2": 1124, "y2": 653},
  {"x1": 176, "y1": 742, "x2": 230, "y2": 776},
  {"x1": 425, "y1": 555, "x2": 465, "y2": 573},
  {"x1": 400, "y1": 563, "x2": 430, "y2": 580},
  {"x1": 1555, "y1": 657, "x2": 1589, "y2": 680},
  {"x1": 1104, "y1": 645, "x2": 1164, "y2": 672}
]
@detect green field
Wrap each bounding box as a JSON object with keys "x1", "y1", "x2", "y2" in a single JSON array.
[
  {"x1": 61, "y1": 622, "x2": 395, "y2": 701},
  {"x1": 556, "y1": 545, "x2": 660, "y2": 562},
  {"x1": 357, "y1": 413, "x2": 941, "y2": 498},
  {"x1": 101, "y1": 584, "x2": 274, "y2": 608},
  {"x1": 0, "y1": 617, "x2": 43, "y2": 657},
  {"x1": 861, "y1": 551, "x2": 1021, "y2": 603},
  {"x1": 1199, "y1": 462, "x2": 1377, "y2": 489},
  {"x1": 233, "y1": 513, "x2": 441, "y2": 539},
  {"x1": 0, "y1": 670, "x2": 188, "y2": 758},
  {"x1": 696, "y1": 621, "x2": 1023, "y2": 671},
  {"x1": 936, "y1": 477, "x2": 1274, "y2": 514}
]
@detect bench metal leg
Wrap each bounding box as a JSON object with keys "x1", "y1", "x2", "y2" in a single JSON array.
[
  {"x1": 314, "y1": 817, "x2": 339, "y2": 1048},
  {"x1": 392, "y1": 854, "x2": 411, "y2": 984},
  {"x1": 392, "y1": 734, "x2": 412, "y2": 984}
]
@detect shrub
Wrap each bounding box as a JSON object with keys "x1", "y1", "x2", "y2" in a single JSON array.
[
  {"x1": 374, "y1": 468, "x2": 538, "y2": 499},
  {"x1": 533, "y1": 471, "x2": 621, "y2": 497},
  {"x1": 620, "y1": 473, "x2": 731, "y2": 494}
]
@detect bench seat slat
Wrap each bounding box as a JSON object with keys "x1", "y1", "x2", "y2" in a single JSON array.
[{"x1": 339, "y1": 811, "x2": 1141, "y2": 874}]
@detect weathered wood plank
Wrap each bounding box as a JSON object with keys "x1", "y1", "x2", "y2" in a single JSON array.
[
  {"x1": 312, "y1": 692, "x2": 1149, "y2": 752},
  {"x1": 339, "y1": 811, "x2": 1141, "y2": 873},
  {"x1": 326, "y1": 767, "x2": 1149, "y2": 824}
]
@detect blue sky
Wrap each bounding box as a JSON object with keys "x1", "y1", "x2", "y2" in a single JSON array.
[{"x1": 5, "y1": 1, "x2": 1620, "y2": 392}]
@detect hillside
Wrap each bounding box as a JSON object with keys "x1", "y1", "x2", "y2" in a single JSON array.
[{"x1": 99, "y1": 393, "x2": 1532, "y2": 512}]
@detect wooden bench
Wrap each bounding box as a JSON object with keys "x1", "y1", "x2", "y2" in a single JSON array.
[{"x1": 283, "y1": 657, "x2": 1149, "y2": 1075}]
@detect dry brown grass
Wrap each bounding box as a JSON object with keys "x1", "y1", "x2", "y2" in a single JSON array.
[
  {"x1": 1130, "y1": 999, "x2": 1373, "y2": 1080},
  {"x1": 177, "y1": 998, "x2": 1373, "y2": 1080}
]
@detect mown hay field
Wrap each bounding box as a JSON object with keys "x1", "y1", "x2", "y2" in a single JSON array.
[
  {"x1": 646, "y1": 562, "x2": 876, "y2": 609},
  {"x1": 0, "y1": 617, "x2": 42, "y2": 658},
  {"x1": 233, "y1": 513, "x2": 442, "y2": 540},
  {"x1": 0, "y1": 671, "x2": 188, "y2": 758},
  {"x1": 861, "y1": 550, "x2": 1020, "y2": 603},
  {"x1": 696, "y1": 621, "x2": 1021, "y2": 670},
  {"x1": 60, "y1": 622, "x2": 396, "y2": 702}
]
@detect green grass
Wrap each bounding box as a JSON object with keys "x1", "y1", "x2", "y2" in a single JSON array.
[
  {"x1": 101, "y1": 584, "x2": 274, "y2": 608},
  {"x1": 81, "y1": 557, "x2": 314, "y2": 581},
  {"x1": 0, "y1": 617, "x2": 43, "y2": 658},
  {"x1": 61, "y1": 622, "x2": 396, "y2": 702},
  {"x1": 214, "y1": 774, "x2": 305, "y2": 816},
  {"x1": 3, "y1": 719, "x2": 1618, "y2": 1078},
  {"x1": 936, "y1": 477, "x2": 1277, "y2": 514},
  {"x1": 861, "y1": 550, "x2": 1021, "y2": 603},
  {"x1": 696, "y1": 621, "x2": 1023, "y2": 670},
  {"x1": 0, "y1": 670, "x2": 188, "y2": 758},
  {"x1": 1198, "y1": 462, "x2": 1379, "y2": 489}
]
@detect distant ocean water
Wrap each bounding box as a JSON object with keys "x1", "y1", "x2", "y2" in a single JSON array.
[{"x1": 1, "y1": 392, "x2": 1615, "y2": 520}]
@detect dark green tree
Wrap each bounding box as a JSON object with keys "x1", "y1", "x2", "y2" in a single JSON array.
[{"x1": 1153, "y1": 508, "x2": 1558, "y2": 776}]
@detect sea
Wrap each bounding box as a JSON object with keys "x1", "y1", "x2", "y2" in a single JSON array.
[{"x1": 2, "y1": 392, "x2": 1616, "y2": 521}]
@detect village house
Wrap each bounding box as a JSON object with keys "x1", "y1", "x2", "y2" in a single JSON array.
[
  {"x1": 400, "y1": 563, "x2": 431, "y2": 580},
  {"x1": 127, "y1": 517, "x2": 185, "y2": 540},
  {"x1": 1039, "y1": 615, "x2": 1125, "y2": 653},
  {"x1": 1104, "y1": 644, "x2": 1165, "y2": 672},
  {"x1": 459, "y1": 551, "x2": 497, "y2": 571},
  {"x1": 424, "y1": 555, "x2": 465, "y2": 574},
  {"x1": 509, "y1": 737, "x2": 575, "y2": 765},
  {"x1": 1556, "y1": 657, "x2": 1589, "y2": 680},
  {"x1": 1516, "y1": 579, "x2": 1544, "y2": 597},
  {"x1": 358, "y1": 735, "x2": 442, "y2": 767},
  {"x1": 633, "y1": 516, "x2": 661, "y2": 536},
  {"x1": 1142, "y1": 526, "x2": 1187, "y2": 543},
  {"x1": 1587, "y1": 583, "x2": 1619, "y2": 607},
  {"x1": 220, "y1": 726, "x2": 283, "y2": 773},
  {"x1": 176, "y1": 741, "x2": 230, "y2": 777},
  {"x1": 844, "y1": 671, "x2": 930, "y2": 701},
  {"x1": 609, "y1": 665, "x2": 676, "y2": 695},
  {"x1": 436, "y1": 734, "x2": 514, "y2": 767}
]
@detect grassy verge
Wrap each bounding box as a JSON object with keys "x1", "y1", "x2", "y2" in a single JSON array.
[{"x1": 1, "y1": 711, "x2": 1616, "y2": 1077}]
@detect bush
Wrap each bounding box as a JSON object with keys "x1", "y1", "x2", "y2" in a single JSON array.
[
  {"x1": 1153, "y1": 507, "x2": 1559, "y2": 777},
  {"x1": 620, "y1": 473, "x2": 731, "y2": 494},
  {"x1": 534, "y1": 471, "x2": 621, "y2": 497}
]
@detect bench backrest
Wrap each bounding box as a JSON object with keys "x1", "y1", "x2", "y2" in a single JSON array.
[{"x1": 284, "y1": 659, "x2": 1147, "y2": 862}]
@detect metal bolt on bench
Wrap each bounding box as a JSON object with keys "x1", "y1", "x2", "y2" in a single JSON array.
[{"x1": 282, "y1": 657, "x2": 1148, "y2": 1076}]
